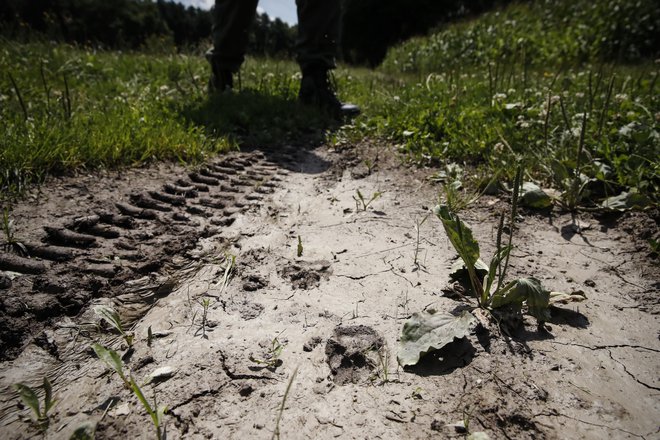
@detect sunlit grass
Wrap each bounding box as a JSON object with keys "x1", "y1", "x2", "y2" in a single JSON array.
[{"x1": 2, "y1": 0, "x2": 659, "y2": 208}]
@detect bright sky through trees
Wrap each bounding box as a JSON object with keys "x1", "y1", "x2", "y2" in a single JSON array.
[{"x1": 177, "y1": 0, "x2": 297, "y2": 24}]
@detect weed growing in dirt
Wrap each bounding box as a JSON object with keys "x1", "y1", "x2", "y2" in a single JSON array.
[
  {"x1": 413, "y1": 213, "x2": 430, "y2": 269},
  {"x1": 398, "y1": 169, "x2": 586, "y2": 367},
  {"x1": 372, "y1": 347, "x2": 397, "y2": 384},
  {"x1": 13, "y1": 377, "x2": 57, "y2": 432},
  {"x1": 249, "y1": 335, "x2": 285, "y2": 369},
  {"x1": 194, "y1": 297, "x2": 211, "y2": 339},
  {"x1": 353, "y1": 189, "x2": 382, "y2": 212},
  {"x1": 93, "y1": 305, "x2": 134, "y2": 347},
  {"x1": 435, "y1": 169, "x2": 586, "y2": 325},
  {"x1": 92, "y1": 343, "x2": 167, "y2": 440},
  {"x1": 435, "y1": 169, "x2": 552, "y2": 322}
]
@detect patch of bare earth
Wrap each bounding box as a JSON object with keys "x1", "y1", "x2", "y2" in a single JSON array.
[{"x1": 0, "y1": 143, "x2": 658, "y2": 439}]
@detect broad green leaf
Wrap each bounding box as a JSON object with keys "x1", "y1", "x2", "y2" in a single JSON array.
[
  {"x1": 550, "y1": 159, "x2": 570, "y2": 183},
  {"x1": 398, "y1": 310, "x2": 476, "y2": 367},
  {"x1": 13, "y1": 383, "x2": 41, "y2": 418},
  {"x1": 92, "y1": 343, "x2": 128, "y2": 385},
  {"x1": 434, "y1": 205, "x2": 480, "y2": 272},
  {"x1": 491, "y1": 277, "x2": 550, "y2": 323},
  {"x1": 435, "y1": 204, "x2": 483, "y2": 301},
  {"x1": 601, "y1": 191, "x2": 650, "y2": 211},
  {"x1": 549, "y1": 290, "x2": 587, "y2": 305},
  {"x1": 520, "y1": 182, "x2": 552, "y2": 209},
  {"x1": 43, "y1": 377, "x2": 56, "y2": 413}
]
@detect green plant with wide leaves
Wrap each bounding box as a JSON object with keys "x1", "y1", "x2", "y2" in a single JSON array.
[
  {"x1": 398, "y1": 169, "x2": 586, "y2": 367},
  {"x1": 13, "y1": 377, "x2": 57, "y2": 432},
  {"x1": 433, "y1": 169, "x2": 580, "y2": 321}
]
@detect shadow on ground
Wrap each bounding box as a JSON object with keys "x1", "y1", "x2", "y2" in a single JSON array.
[
  {"x1": 405, "y1": 338, "x2": 476, "y2": 376},
  {"x1": 180, "y1": 89, "x2": 344, "y2": 174}
]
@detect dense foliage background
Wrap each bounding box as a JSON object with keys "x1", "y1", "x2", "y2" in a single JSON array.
[{"x1": 1, "y1": 0, "x2": 525, "y2": 64}]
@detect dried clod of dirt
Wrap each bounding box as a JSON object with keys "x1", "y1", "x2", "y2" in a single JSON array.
[
  {"x1": 0, "y1": 274, "x2": 11, "y2": 289},
  {"x1": 279, "y1": 260, "x2": 331, "y2": 290},
  {"x1": 242, "y1": 274, "x2": 268, "y2": 292},
  {"x1": 325, "y1": 325, "x2": 384, "y2": 385}
]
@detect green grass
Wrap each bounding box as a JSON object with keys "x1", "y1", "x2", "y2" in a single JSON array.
[
  {"x1": 0, "y1": 41, "x2": 332, "y2": 195},
  {"x1": 2, "y1": 0, "x2": 658, "y2": 208}
]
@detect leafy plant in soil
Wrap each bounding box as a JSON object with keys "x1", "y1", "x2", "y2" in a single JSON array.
[
  {"x1": 249, "y1": 336, "x2": 285, "y2": 369},
  {"x1": 194, "y1": 297, "x2": 212, "y2": 339},
  {"x1": 92, "y1": 343, "x2": 167, "y2": 440},
  {"x1": 13, "y1": 377, "x2": 57, "y2": 432},
  {"x1": 399, "y1": 169, "x2": 586, "y2": 367}
]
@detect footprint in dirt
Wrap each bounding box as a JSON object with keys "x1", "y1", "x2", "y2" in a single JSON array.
[
  {"x1": 279, "y1": 260, "x2": 331, "y2": 290},
  {"x1": 325, "y1": 325, "x2": 384, "y2": 385}
]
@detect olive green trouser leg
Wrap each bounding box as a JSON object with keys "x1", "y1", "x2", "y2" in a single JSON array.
[
  {"x1": 206, "y1": 0, "x2": 259, "y2": 73},
  {"x1": 295, "y1": 0, "x2": 340, "y2": 72}
]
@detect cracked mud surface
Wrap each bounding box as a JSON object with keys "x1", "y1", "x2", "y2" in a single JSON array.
[{"x1": 0, "y1": 143, "x2": 658, "y2": 439}]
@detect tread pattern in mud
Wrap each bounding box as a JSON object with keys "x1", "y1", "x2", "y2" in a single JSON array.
[{"x1": 0, "y1": 150, "x2": 294, "y2": 361}]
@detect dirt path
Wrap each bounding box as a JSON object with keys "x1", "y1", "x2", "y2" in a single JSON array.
[{"x1": 0, "y1": 144, "x2": 658, "y2": 439}]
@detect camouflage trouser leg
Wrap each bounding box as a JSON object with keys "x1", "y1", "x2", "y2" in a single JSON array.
[
  {"x1": 295, "y1": 0, "x2": 340, "y2": 72},
  {"x1": 206, "y1": 0, "x2": 259, "y2": 73}
]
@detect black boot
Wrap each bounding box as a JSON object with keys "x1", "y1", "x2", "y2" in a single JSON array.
[
  {"x1": 298, "y1": 68, "x2": 360, "y2": 118},
  {"x1": 208, "y1": 64, "x2": 233, "y2": 94}
]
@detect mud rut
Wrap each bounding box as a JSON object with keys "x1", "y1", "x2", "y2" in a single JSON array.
[{"x1": 0, "y1": 145, "x2": 658, "y2": 439}]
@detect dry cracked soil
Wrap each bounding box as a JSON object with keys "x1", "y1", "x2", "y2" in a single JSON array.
[{"x1": 0, "y1": 142, "x2": 658, "y2": 439}]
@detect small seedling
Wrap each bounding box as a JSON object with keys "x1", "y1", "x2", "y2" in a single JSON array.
[
  {"x1": 297, "y1": 235, "x2": 303, "y2": 257},
  {"x1": 363, "y1": 157, "x2": 378, "y2": 175},
  {"x1": 413, "y1": 213, "x2": 430, "y2": 269},
  {"x1": 195, "y1": 297, "x2": 211, "y2": 338},
  {"x1": 372, "y1": 348, "x2": 395, "y2": 384},
  {"x1": 353, "y1": 189, "x2": 382, "y2": 212},
  {"x1": 13, "y1": 377, "x2": 57, "y2": 432},
  {"x1": 92, "y1": 344, "x2": 167, "y2": 440},
  {"x1": 93, "y1": 305, "x2": 134, "y2": 347},
  {"x1": 250, "y1": 336, "x2": 285, "y2": 369}
]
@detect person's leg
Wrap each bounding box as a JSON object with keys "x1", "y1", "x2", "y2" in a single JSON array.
[
  {"x1": 295, "y1": 0, "x2": 340, "y2": 72},
  {"x1": 295, "y1": 0, "x2": 359, "y2": 117},
  {"x1": 206, "y1": 0, "x2": 259, "y2": 91}
]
